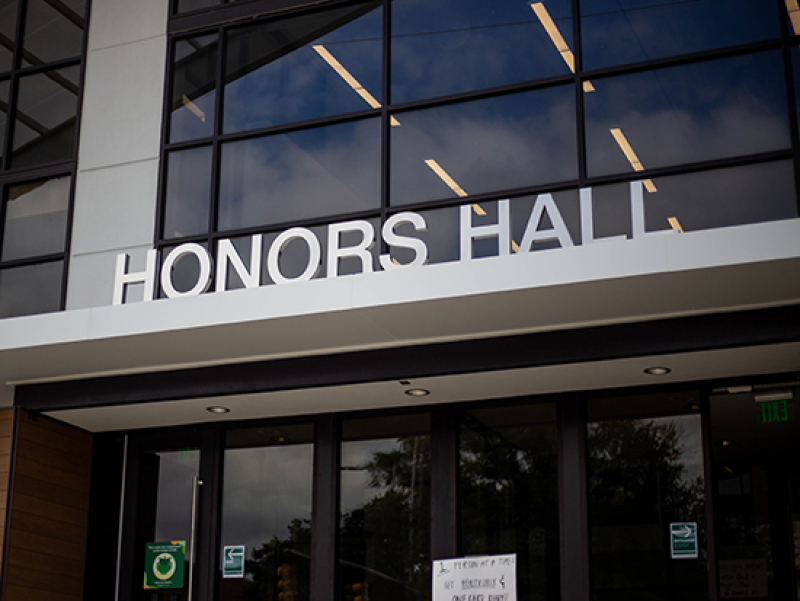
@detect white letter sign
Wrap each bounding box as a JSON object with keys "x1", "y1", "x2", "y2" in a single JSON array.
[
  {"x1": 113, "y1": 249, "x2": 157, "y2": 305},
  {"x1": 433, "y1": 554, "x2": 516, "y2": 601}
]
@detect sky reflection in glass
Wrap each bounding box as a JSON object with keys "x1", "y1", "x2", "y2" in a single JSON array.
[
  {"x1": 392, "y1": 0, "x2": 572, "y2": 103},
  {"x1": 391, "y1": 86, "x2": 576, "y2": 205},
  {"x1": 219, "y1": 118, "x2": 380, "y2": 231},
  {"x1": 581, "y1": 0, "x2": 779, "y2": 70},
  {"x1": 224, "y1": 4, "x2": 382, "y2": 133},
  {"x1": 585, "y1": 51, "x2": 790, "y2": 178}
]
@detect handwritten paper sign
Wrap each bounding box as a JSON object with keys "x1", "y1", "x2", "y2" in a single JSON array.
[
  {"x1": 718, "y1": 559, "x2": 768, "y2": 598},
  {"x1": 433, "y1": 554, "x2": 516, "y2": 601}
]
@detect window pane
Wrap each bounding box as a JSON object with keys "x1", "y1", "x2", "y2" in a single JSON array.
[
  {"x1": 170, "y1": 34, "x2": 217, "y2": 143},
  {"x1": 22, "y1": 0, "x2": 85, "y2": 65},
  {"x1": 0, "y1": 260, "x2": 62, "y2": 318},
  {"x1": 581, "y1": 0, "x2": 779, "y2": 70},
  {"x1": 460, "y1": 403, "x2": 560, "y2": 601},
  {"x1": 12, "y1": 65, "x2": 79, "y2": 168},
  {"x1": 340, "y1": 414, "x2": 431, "y2": 601},
  {"x1": 2, "y1": 176, "x2": 70, "y2": 261},
  {"x1": 162, "y1": 146, "x2": 212, "y2": 239},
  {"x1": 219, "y1": 118, "x2": 380, "y2": 231},
  {"x1": 220, "y1": 425, "x2": 314, "y2": 601},
  {"x1": 224, "y1": 2, "x2": 382, "y2": 133},
  {"x1": 391, "y1": 86, "x2": 577, "y2": 206},
  {"x1": 587, "y1": 394, "x2": 707, "y2": 600},
  {"x1": 0, "y1": 0, "x2": 18, "y2": 73},
  {"x1": 175, "y1": 0, "x2": 219, "y2": 14},
  {"x1": 586, "y1": 161, "x2": 798, "y2": 239},
  {"x1": 585, "y1": 52, "x2": 790, "y2": 178},
  {"x1": 392, "y1": 0, "x2": 572, "y2": 104}
]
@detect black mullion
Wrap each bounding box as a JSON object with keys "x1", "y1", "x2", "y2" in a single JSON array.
[
  {"x1": 206, "y1": 24, "x2": 224, "y2": 289},
  {"x1": 210, "y1": 24, "x2": 225, "y2": 241},
  {"x1": 4, "y1": 0, "x2": 27, "y2": 171},
  {"x1": 582, "y1": 149, "x2": 794, "y2": 187},
  {"x1": 199, "y1": 206, "x2": 383, "y2": 245},
  {"x1": 699, "y1": 386, "x2": 720, "y2": 601},
  {"x1": 14, "y1": 55, "x2": 81, "y2": 77},
  {"x1": 161, "y1": 134, "x2": 216, "y2": 152},
  {"x1": 574, "y1": 0, "x2": 587, "y2": 186},
  {"x1": 777, "y1": 0, "x2": 800, "y2": 215},
  {"x1": 310, "y1": 415, "x2": 340, "y2": 599},
  {"x1": 384, "y1": 179, "x2": 580, "y2": 216},
  {"x1": 116, "y1": 435, "x2": 142, "y2": 601},
  {"x1": 154, "y1": 33, "x2": 178, "y2": 246},
  {"x1": 58, "y1": 170, "x2": 78, "y2": 310},
  {"x1": 431, "y1": 406, "x2": 458, "y2": 560},
  {"x1": 558, "y1": 393, "x2": 591, "y2": 601},
  {"x1": 0, "y1": 158, "x2": 77, "y2": 181},
  {"x1": 581, "y1": 38, "x2": 783, "y2": 82},
  {"x1": 11, "y1": 0, "x2": 24, "y2": 73},
  {"x1": 198, "y1": 427, "x2": 223, "y2": 601},
  {"x1": 379, "y1": 0, "x2": 389, "y2": 254},
  {"x1": 170, "y1": 0, "x2": 374, "y2": 35},
  {"x1": 61, "y1": 0, "x2": 91, "y2": 311},
  {"x1": 206, "y1": 106, "x2": 382, "y2": 146},
  {"x1": 0, "y1": 251, "x2": 67, "y2": 269},
  {"x1": 0, "y1": 3, "x2": 15, "y2": 168}
]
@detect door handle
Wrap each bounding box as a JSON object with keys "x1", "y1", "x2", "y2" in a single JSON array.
[{"x1": 188, "y1": 476, "x2": 203, "y2": 601}]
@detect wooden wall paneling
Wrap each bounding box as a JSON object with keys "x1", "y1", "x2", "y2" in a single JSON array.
[
  {"x1": 0, "y1": 409, "x2": 15, "y2": 590},
  {"x1": 3, "y1": 410, "x2": 93, "y2": 601}
]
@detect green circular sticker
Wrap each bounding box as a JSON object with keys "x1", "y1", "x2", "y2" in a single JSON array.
[{"x1": 154, "y1": 553, "x2": 177, "y2": 580}]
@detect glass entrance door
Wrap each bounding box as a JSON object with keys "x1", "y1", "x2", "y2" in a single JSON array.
[
  {"x1": 711, "y1": 385, "x2": 800, "y2": 600},
  {"x1": 119, "y1": 431, "x2": 216, "y2": 601}
]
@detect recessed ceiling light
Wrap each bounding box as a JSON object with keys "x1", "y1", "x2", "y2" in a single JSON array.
[
  {"x1": 206, "y1": 406, "x2": 230, "y2": 414},
  {"x1": 644, "y1": 367, "x2": 671, "y2": 376},
  {"x1": 404, "y1": 388, "x2": 430, "y2": 397}
]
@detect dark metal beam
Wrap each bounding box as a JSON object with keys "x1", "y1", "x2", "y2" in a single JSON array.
[{"x1": 15, "y1": 304, "x2": 800, "y2": 411}]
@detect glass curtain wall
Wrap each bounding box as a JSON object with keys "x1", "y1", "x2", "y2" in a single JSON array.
[
  {"x1": 0, "y1": 0, "x2": 86, "y2": 318},
  {"x1": 111, "y1": 381, "x2": 800, "y2": 600},
  {"x1": 159, "y1": 0, "x2": 797, "y2": 298}
]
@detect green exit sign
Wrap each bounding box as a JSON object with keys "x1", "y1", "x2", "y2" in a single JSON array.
[{"x1": 760, "y1": 400, "x2": 789, "y2": 424}]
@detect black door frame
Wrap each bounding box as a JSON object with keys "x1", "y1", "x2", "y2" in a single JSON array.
[{"x1": 118, "y1": 428, "x2": 220, "y2": 601}]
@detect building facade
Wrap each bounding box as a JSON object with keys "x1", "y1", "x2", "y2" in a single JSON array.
[{"x1": 0, "y1": 0, "x2": 799, "y2": 599}]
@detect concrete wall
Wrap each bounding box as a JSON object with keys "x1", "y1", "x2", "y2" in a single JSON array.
[{"x1": 65, "y1": 0, "x2": 168, "y2": 310}]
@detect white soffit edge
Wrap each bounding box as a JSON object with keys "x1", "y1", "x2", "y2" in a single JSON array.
[{"x1": 0, "y1": 219, "x2": 798, "y2": 396}]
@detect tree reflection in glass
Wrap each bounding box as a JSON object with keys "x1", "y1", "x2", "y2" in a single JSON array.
[
  {"x1": 219, "y1": 425, "x2": 314, "y2": 601},
  {"x1": 340, "y1": 414, "x2": 431, "y2": 601},
  {"x1": 587, "y1": 395, "x2": 707, "y2": 600},
  {"x1": 460, "y1": 404, "x2": 560, "y2": 601}
]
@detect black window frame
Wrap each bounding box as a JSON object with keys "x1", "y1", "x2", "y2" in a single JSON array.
[
  {"x1": 0, "y1": 0, "x2": 90, "y2": 319},
  {"x1": 155, "y1": 0, "x2": 800, "y2": 300}
]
